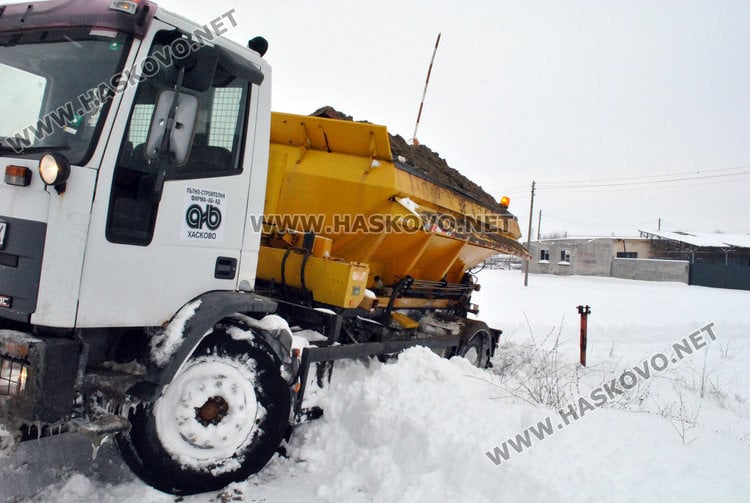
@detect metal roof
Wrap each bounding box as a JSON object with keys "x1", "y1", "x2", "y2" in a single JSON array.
[{"x1": 639, "y1": 230, "x2": 750, "y2": 249}]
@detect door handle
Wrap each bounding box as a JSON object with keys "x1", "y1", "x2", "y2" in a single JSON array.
[{"x1": 214, "y1": 256, "x2": 237, "y2": 280}]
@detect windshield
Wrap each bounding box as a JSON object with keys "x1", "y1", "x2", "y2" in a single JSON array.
[{"x1": 0, "y1": 29, "x2": 132, "y2": 164}]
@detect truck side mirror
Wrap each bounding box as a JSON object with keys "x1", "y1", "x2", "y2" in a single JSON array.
[
  {"x1": 144, "y1": 90, "x2": 199, "y2": 166},
  {"x1": 178, "y1": 45, "x2": 219, "y2": 92}
]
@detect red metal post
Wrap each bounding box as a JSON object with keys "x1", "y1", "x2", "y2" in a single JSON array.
[{"x1": 577, "y1": 305, "x2": 591, "y2": 366}]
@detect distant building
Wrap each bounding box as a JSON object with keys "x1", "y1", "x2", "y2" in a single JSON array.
[
  {"x1": 528, "y1": 237, "x2": 689, "y2": 283},
  {"x1": 525, "y1": 231, "x2": 750, "y2": 290},
  {"x1": 639, "y1": 230, "x2": 750, "y2": 290},
  {"x1": 529, "y1": 237, "x2": 650, "y2": 275}
]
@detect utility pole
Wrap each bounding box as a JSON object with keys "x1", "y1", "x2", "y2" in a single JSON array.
[
  {"x1": 657, "y1": 218, "x2": 661, "y2": 231},
  {"x1": 524, "y1": 180, "x2": 535, "y2": 287},
  {"x1": 537, "y1": 209, "x2": 542, "y2": 241}
]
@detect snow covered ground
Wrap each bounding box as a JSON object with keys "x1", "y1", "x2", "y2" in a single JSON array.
[{"x1": 2, "y1": 270, "x2": 749, "y2": 502}]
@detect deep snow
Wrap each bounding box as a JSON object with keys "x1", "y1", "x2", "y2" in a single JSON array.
[{"x1": 2, "y1": 270, "x2": 749, "y2": 502}]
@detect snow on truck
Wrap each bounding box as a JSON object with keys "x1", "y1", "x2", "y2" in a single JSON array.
[{"x1": 0, "y1": 0, "x2": 527, "y2": 495}]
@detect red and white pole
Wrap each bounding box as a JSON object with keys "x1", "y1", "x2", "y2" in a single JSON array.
[{"x1": 411, "y1": 33, "x2": 441, "y2": 146}]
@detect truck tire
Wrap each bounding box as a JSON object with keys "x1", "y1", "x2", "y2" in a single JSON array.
[
  {"x1": 457, "y1": 325, "x2": 491, "y2": 369},
  {"x1": 115, "y1": 329, "x2": 291, "y2": 495}
]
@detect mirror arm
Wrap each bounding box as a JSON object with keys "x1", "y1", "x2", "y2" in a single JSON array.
[{"x1": 152, "y1": 66, "x2": 187, "y2": 202}]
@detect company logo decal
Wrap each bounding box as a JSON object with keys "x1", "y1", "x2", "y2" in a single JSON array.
[{"x1": 180, "y1": 187, "x2": 226, "y2": 242}]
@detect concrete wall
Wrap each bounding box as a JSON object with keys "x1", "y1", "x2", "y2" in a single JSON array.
[
  {"x1": 575, "y1": 239, "x2": 614, "y2": 276},
  {"x1": 611, "y1": 258, "x2": 689, "y2": 283},
  {"x1": 529, "y1": 239, "x2": 613, "y2": 276},
  {"x1": 529, "y1": 238, "x2": 689, "y2": 283},
  {"x1": 612, "y1": 239, "x2": 651, "y2": 258}
]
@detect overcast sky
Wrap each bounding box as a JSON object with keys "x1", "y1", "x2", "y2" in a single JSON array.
[{"x1": 46, "y1": 0, "x2": 750, "y2": 237}]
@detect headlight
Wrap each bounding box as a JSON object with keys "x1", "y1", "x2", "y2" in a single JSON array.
[{"x1": 38, "y1": 153, "x2": 71, "y2": 192}]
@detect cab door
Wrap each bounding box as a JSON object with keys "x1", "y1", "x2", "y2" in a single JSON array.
[{"x1": 77, "y1": 26, "x2": 263, "y2": 328}]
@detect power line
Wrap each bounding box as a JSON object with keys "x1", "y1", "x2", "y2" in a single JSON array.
[
  {"x1": 489, "y1": 165, "x2": 750, "y2": 195},
  {"x1": 542, "y1": 212, "x2": 654, "y2": 229},
  {"x1": 538, "y1": 169, "x2": 750, "y2": 190},
  {"x1": 539, "y1": 173, "x2": 749, "y2": 194},
  {"x1": 537, "y1": 165, "x2": 750, "y2": 188}
]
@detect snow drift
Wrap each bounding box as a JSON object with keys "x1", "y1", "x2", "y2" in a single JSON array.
[{"x1": 5, "y1": 270, "x2": 750, "y2": 502}]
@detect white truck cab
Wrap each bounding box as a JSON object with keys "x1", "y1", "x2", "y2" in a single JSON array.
[
  {"x1": 1, "y1": 0, "x2": 288, "y2": 494},
  {"x1": 0, "y1": 1, "x2": 271, "y2": 330}
]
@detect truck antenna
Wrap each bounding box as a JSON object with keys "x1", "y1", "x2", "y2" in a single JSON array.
[{"x1": 411, "y1": 32, "x2": 441, "y2": 146}]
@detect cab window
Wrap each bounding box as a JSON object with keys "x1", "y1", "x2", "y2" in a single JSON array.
[{"x1": 106, "y1": 32, "x2": 250, "y2": 246}]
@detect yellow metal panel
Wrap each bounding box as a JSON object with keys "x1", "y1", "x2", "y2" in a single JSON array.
[
  {"x1": 390, "y1": 311, "x2": 419, "y2": 329},
  {"x1": 311, "y1": 236, "x2": 333, "y2": 258},
  {"x1": 265, "y1": 148, "x2": 288, "y2": 216},
  {"x1": 257, "y1": 245, "x2": 368, "y2": 308},
  {"x1": 265, "y1": 111, "x2": 528, "y2": 293},
  {"x1": 271, "y1": 112, "x2": 392, "y2": 160},
  {"x1": 375, "y1": 297, "x2": 451, "y2": 310}
]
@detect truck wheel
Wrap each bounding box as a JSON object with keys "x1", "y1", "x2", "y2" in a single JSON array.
[
  {"x1": 457, "y1": 326, "x2": 491, "y2": 369},
  {"x1": 115, "y1": 330, "x2": 291, "y2": 495}
]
